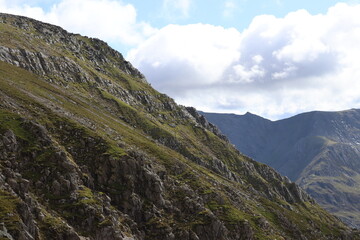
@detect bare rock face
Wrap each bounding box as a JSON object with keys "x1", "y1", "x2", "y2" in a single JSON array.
[{"x1": 1, "y1": 12, "x2": 360, "y2": 240}]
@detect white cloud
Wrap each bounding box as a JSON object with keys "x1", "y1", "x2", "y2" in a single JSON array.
[
  {"x1": 128, "y1": 24, "x2": 241, "y2": 95},
  {"x1": 129, "y1": 3, "x2": 360, "y2": 120},
  {"x1": 0, "y1": 0, "x2": 156, "y2": 46},
  {"x1": 231, "y1": 64, "x2": 265, "y2": 83},
  {"x1": 162, "y1": 0, "x2": 191, "y2": 19}
]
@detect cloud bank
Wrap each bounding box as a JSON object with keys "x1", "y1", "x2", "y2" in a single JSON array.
[{"x1": 129, "y1": 3, "x2": 360, "y2": 119}]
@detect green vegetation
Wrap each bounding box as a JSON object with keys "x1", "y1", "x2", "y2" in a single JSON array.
[
  {"x1": 206, "y1": 200, "x2": 246, "y2": 224},
  {"x1": 104, "y1": 144, "x2": 127, "y2": 158},
  {"x1": 0, "y1": 190, "x2": 21, "y2": 232},
  {"x1": 77, "y1": 186, "x2": 99, "y2": 205},
  {"x1": 0, "y1": 110, "x2": 31, "y2": 140},
  {"x1": 41, "y1": 214, "x2": 69, "y2": 234}
]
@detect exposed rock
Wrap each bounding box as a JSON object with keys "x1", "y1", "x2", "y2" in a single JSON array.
[{"x1": 186, "y1": 107, "x2": 228, "y2": 142}]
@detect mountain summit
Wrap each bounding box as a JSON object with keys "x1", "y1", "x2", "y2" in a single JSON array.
[
  {"x1": 201, "y1": 109, "x2": 360, "y2": 229},
  {"x1": 0, "y1": 13, "x2": 359, "y2": 239}
]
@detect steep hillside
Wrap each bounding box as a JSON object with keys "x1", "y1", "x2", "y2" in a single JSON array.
[
  {"x1": 201, "y1": 109, "x2": 360, "y2": 228},
  {"x1": 0, "y1": 13, "x2": 358, "y2": 239}
]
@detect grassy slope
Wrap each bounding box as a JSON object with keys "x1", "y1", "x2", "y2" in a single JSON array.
[{"x1": 298, "y1": 141, "x2": 360, "y2": 227}]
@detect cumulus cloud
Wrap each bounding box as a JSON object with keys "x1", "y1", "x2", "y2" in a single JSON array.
[
  {"x1": 223, "y1": 9, "x2": 341, "y2": 86},
  {"x1": 129, "y1": 3, "x2": 360, "y2": 119},
  {"x1": 128, "y1": 24, "x2": 241, "y2": 96},
  {"x1": 0, "y1": 0, "x2": 156, "y2": 46}
]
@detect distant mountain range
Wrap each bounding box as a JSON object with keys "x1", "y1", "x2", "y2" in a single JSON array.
[{"x1": 201, "y1": 109, "x2": 360, "y2": 228}]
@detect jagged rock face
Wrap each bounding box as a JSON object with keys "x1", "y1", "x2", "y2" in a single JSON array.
[
  {"x1": 201, "y1": 109, "x2": 360, "y2": 229},
  {"x1": 0, "y1": 13, "x2": 359, "y2": 240},
  {"x1": 0, "y1": 13, "x2": 144, "y2": 80}
]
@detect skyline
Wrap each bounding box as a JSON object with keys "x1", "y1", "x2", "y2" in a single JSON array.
[{"x1": 1, "y1": 0, "x2": 360, "y2": 119}]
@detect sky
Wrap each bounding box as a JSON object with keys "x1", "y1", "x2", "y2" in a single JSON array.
[{"x1": 1, "y1": 0, "x2": 360, "y2": 120}]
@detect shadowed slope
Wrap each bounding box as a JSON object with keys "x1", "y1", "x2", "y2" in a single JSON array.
[{"x1": 202, "y1": 109, "x2": 360, "y2": 228}]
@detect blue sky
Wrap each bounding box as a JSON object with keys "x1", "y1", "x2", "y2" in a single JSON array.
[
  {"x1": 131, "y1": 0, "x2": 344, "y2": 29},
  {"x1": 1, "y1": 0, "x2": 360, "y2": 119}
]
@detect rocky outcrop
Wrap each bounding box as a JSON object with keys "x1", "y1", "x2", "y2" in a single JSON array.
[
  {"x1": 0, "y1": 46, "x2": 90, "y2": 84},
  {"x1": 0, "y1": 120, "x2": 139, "y2": 240},
  {"x1": 0, "y1": 13, "x2": 144, "y2": 80},
  {"x1": 186, "y1": 107, "x2": 228, "y2": 142}
]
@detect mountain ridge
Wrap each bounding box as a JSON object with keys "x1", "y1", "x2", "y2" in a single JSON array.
[
  {"x1": 0, "y1": 12, "x2": 359, "y2": 239},
  {"x1": 201, "y1": 108, "x2": 360, "y2": 228}
]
